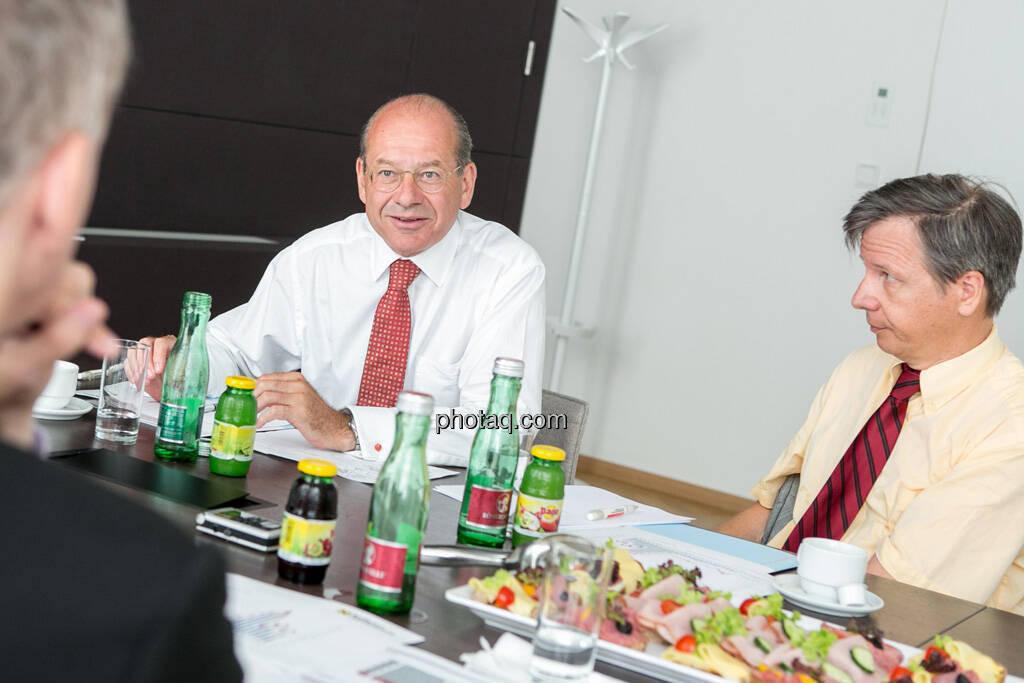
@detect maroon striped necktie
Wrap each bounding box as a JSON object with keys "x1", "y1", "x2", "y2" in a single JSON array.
[{"x1": 782, "y1": 364, "x2": 921, "y2": 551}]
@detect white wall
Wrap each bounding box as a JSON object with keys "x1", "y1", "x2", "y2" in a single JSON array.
[{"x1": 519, "y1": 1, "x2": 954, "y2": 498}]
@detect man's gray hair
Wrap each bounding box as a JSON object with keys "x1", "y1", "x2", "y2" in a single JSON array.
[
  {"x1": 359, "y1": 93, "x2": 473, "y2": 171},
  {"x1": 0, "y1": 0, "x2": 131, "y2": 209},
  {"x1": 843, "y1": 174, "x2": 1022, "y2": 317}
]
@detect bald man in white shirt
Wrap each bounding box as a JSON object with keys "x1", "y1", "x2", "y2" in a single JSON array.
[{"x1": 143, "y1": 94, "x2": 545, "y2": 466}]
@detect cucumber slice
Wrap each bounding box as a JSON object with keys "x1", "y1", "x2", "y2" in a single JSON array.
[
  {"x1": 779, "y1": 662, "x2": 795, "y2": 674},
  {"x1": 850, "y1": 646, "x2": 875, "y2": 673},
  {"x1": 782, "y1": 618, "x2": 804, "y2": 642},
  {"x1": 822, "y1": 662, "x2": 855, "y2": 683},
  {"x1": 754, "y1": 636, "x2": 772, "y2": 653}
]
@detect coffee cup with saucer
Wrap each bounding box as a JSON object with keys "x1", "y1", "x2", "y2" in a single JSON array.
[{"x1": 773, "y1": 537, "x2": 884, "y2": 617}]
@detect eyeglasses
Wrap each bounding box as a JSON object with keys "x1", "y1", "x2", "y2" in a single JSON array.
[{"x1": 365, "y1": 164, "x2": 463, "y2": 194}]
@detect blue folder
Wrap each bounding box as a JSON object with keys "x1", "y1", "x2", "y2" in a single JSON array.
[{"x1": 637, "y1": 524, "x2": 798, "y2": 573}]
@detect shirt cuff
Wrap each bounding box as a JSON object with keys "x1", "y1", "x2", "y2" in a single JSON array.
[{"x1": 346, "y1": 405, "x2": 395, "y2": 462}]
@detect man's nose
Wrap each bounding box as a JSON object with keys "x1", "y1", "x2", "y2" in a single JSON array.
[
  {"x1": 851, "y1": 277, "x2": 877, "y2": 310},
  {"x1": 393, "y1": 172, "x2": 424, "y2": 205}
]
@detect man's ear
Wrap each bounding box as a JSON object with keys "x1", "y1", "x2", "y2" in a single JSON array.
[
  {"x1": 458, "y1": 161, "x2": 477, "y2": 210},
  {"x1": 956, "y1": 270, "x2": 987, "y2": 317},
  {"x1": 31, "y1": 131, "x2": 96, "y2": 247},
  {"x1": 356, "y1": 156, "x2": 367, "y2": 205}
]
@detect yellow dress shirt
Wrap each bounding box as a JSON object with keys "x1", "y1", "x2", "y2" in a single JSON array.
[{"x1": 751, "y1": 326, "x2": 1024, "y2": 613}]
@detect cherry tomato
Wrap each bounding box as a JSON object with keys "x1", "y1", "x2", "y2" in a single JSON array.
[
  {"x1": 675, "y1": 635, "x2": 697, "y2": 653},
  {"x1": 739, "y1": 597, "x2": 759, "y2": 615},
  {"x1": 889, "y1": 667, "x2": 913, "y2": 681},
  {"x1": 924, "y1": 646, "x2": 950, "y2": 661},
  {"x1": 661, "y1": 599, "x2": 681, "y2": 615},
  {"x1": 493, "y1": 586, "x2": 515, "y2": 609}
]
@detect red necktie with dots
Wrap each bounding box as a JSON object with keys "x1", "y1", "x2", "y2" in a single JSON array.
[
  {"x1": 356, "y1": 259, "x2": 421, "y2": 407},
  {"x1": 783, "y1": 364, "x2": 921, "y2": 551}
]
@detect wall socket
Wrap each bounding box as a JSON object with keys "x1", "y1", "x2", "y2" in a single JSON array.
[{"x1": 866, "y1": 83, "x2": 891, "y2": 128}]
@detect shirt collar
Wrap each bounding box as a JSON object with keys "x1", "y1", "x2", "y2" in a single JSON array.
[
  {"x1": 366, "y1": 212, "x2": 462, "y2": 287},
  {"x1": 882, "y1": 324, "x2": 1004, "y2": 415}
]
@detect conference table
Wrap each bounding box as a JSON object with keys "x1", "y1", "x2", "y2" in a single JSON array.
[{"x1": 38, "y1": 414, "x2": 1024, "y2": 681}]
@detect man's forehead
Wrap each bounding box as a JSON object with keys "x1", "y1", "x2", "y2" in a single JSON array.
[{"x1": 859, "y1": 217, "x2": 923, "y2": 264}]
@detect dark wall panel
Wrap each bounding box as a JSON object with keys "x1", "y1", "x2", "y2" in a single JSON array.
[
  {"x1": 79, "y1": 238, "x2": 280, "y2": 341},
  {"x1": 404, "y1": 1, "x2": 536, "y2": 154},
  {"x1": 91, "y1": 108, "x2": 360, "y2": 238},
  {"x1": 122, "y1": 0, "x2": 416, "y2": 135}
]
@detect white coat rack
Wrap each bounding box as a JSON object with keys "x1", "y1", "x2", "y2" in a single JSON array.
[{"x1": 547, "y1": 7, "x2": 668, "y2": 393}]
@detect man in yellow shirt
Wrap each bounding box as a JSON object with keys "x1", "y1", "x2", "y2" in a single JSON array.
[{"x1": 718, "y1": 174, "x2": 1024, "y2": 613}]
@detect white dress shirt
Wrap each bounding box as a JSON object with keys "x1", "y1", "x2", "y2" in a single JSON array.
[{"x1": 206, "y1": 211, "x2": 546, "y2": 466}]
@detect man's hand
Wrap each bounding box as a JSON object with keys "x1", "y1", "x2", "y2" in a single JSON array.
[
  {"x1": 0, "y1": 262, "x2": 115, "y2": 448},
  {"x1": 138, "y1": 334, "x2": 176, "y2": 399},
  {"x1": 254, "y1": 372, "x2": 356, "y2": 451},
  {"x1": 714, "y1": 502, "x2": 772, "y2": 543}
]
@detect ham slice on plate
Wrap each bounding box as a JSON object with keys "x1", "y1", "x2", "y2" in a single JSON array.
[
  {"x1": 654, "y1": 597, "x2": 734, "y2": 644},
  {"x1": 825, "y1": 635, "x2": 888, "y2": 683},
  {"x1": 639, "y1": 574, "x2": 688, "y2": 602}
]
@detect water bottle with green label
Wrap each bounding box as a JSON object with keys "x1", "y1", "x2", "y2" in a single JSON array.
[
  {"x1": 154, "y1": 291, "x2": 211, "y2": 462},
  {"x1": 357, "y1": 391, "x2": 433, "y2": 614}
]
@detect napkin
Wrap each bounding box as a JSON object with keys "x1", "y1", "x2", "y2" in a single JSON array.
[{"x1": 460, "y1": 633, "x2": 623, "y2": 682}]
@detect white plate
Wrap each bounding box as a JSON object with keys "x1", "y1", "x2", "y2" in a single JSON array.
[
  {"x1": 773, "y1": 574, "x2": 884, "y2": 617},
  {"x1": 32, "y1": 396, "x2": 93, "y2": 421},
  {"x1": 446, "y1": 584, "x2": 911, "y2": 682}
]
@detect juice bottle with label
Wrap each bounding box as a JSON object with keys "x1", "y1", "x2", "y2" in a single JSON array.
[
  {"x1": 357, "y1": 391, "x2": 433, "y2": 614},
  {"x1": 209, "y1": 376, "x2": 257, "y2": 477},
  {"x1": 154, "y1": 291, "x2": 211, "y2": 462},
  {"x1": 457, "y1": 357, "x2": 523, "y2": 547},
  {"x1": 277, "y1": 459, "x2": 338, "y2": 585},
  {"x1": 511, "y1": 444, "x2": 566, "y2": 548}
]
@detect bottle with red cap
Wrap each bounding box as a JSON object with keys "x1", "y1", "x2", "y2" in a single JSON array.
[{"x1": 356, "y1": 391, "x2": 434, "y2": 614}]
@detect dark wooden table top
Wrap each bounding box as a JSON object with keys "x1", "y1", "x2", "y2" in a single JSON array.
[{"x1": 36, "y1": 413, "x2": 1024, "y2": 678}]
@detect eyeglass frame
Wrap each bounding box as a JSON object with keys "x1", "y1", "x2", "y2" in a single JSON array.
[{"x1": 362, "y1": 162, "x2": 466, "y2": 194}]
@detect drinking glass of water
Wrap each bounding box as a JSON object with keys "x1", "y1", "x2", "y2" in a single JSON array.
[
  {"x1": 529, "y1": 535, "x2": 613, "y2": 681},
  {"x1": 95, "y1": 339, "x2": 150, "y2": 443}
]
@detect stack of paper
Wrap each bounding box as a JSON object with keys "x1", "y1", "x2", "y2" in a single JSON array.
[{"x1": 254, "y1": 429, "x2": 457, "y2": 484}]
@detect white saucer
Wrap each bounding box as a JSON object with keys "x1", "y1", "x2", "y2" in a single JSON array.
[
  {"x1": 774, "y1": 573, "x2": 884, "y2": 617},
  {"x1": 32, "y1": 396, "x2": 93, "y2": 421}
]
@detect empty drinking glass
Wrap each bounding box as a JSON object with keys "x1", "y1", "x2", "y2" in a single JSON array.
[
  {"x1": 95, "y1": 339, "x2": 150, "y2": 443},
  {"x1": 529, "y1": 535, "x2": 613, "y2": 681}
]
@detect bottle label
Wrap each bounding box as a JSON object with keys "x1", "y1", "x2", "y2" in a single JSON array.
[
  {"x1": 358, "y1": 536, "x2": 408, "y2": 593},
  {"x1": 465, "y1": 485, "x2": 513, "y2": 529},
  {"x1": 155, "y1": 402, "x2": 188, "y2": 444},
  {"x1": 513, "y1": 492, "x2": 563, "y2": 538},
  {"x1": 277, "y1": 512, "x2": 336, "y2": 566},
  {"x1": 210, "y1": 420, "x2": 255, "y2": 461}
]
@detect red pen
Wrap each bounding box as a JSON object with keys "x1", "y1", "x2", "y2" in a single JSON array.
[{"x1": 586, "y1": 504, "x2": 639, "y2": 521}]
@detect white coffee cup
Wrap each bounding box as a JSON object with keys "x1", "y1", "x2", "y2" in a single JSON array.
[
  {"x1": 34, "y1": 360, "x2": 78, "y2": 410},
  {"x1": 797, "y1": 537, "x2": 868, "y2": 605}
]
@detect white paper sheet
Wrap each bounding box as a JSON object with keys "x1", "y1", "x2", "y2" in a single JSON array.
[
  {"x1": 433, "y1": 484, "x2": 693, "y2": 529},
  {"x1": 227, "y1": 573, "x2": 476, "y2": 682},
  {"x1": 254, "y1": 429, "x2": 457, "y2": 484},
  {"x1": 570, "y1": 526, "x2": 776, "y2": 601}
]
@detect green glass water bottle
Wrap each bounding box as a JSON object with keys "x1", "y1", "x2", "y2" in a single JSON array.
[
  {"x1": 357, "y1": 391, "x2": 433, "y2": 614},
  {"x1": 209, "y1": 376, "x2": 257, "y2": 477},
  {"x1": 457, "y1": 357, "x2": 523, "y2": 547},
  {"x1": 154, "y1": 291, "x2": 211, "y2": 462}
]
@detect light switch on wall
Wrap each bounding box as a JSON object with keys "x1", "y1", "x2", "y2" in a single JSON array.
[{"x1": 855, "y1": 163, "x2": 880, "y2": 188}]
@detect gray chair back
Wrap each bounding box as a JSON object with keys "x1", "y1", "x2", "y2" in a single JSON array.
[
  {"x1": 532, "y1": 389, "x2": 589, "y2": 484},
  {"x1": 761, "y1": 473, "x2": 800, "y2": 545}
]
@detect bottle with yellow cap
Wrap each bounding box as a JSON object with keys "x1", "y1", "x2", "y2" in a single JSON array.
[
  {"x1": 277, "y1": 459, "x2": 338, "y2": 585},
  {"x1": 511, "y1": 444, "x2": 566, "y2": 548},
  {"x1": 209, "y1": 376, "x2": 258, "y2": 477}
]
